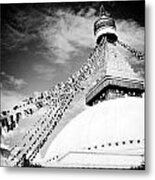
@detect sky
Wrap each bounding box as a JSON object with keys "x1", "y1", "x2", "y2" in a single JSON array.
[{"x1": 0, "y1": 1, "x2": 145, "y2": 110}]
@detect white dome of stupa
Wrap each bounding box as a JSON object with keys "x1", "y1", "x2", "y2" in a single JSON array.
[{"x1": 42, "y1": 96, "x2": 144, "y2": 168}]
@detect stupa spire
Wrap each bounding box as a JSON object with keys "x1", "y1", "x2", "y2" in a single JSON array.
[{"x1": 94, "y1": 5, "x2": 117, "y2": 45}]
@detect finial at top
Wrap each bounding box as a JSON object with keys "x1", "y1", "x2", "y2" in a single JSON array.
[
  {"x1": 94, "y1": 5, "x2": 117, "y2": 44},
  {"x1": 99, "y1": 5, "x2": 111, "y2": 17}
]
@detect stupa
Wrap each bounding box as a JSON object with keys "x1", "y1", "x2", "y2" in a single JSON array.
[
  {"x1": 0, "y1": 6, "x2": 145, "y2": 169},
  {"x1": 42, "y1": 6, "x2": 145, "y2": 169}
]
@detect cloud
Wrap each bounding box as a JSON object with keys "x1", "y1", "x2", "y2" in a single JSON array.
[
  {"x1": 1, "y1": 4, "x2": 144, "y2": 79},
  {"x1": 1, "y1": 90, "x2": 26, "y2": 111},
  {"x1": 0, "y1": 72, "x2": 27, "y2": 111},
  {"x1": 39, "y1": 8, "x2": 95, "y2": 64},
  {"x1": 0, "y1": 71, "x2": 27, "y2": 91},
  {"x1": 116, "y1": 19, "x2": 144, "y2": 52},
  {"x1": 1, "y1": 5, "x2": 44, "y2": 52},
  {"x1": 2, "y1": 5, "x2": 144, "y2": 65},
  {"x1": 33, "y1": 64, "x2": 56, "y2": 81},
  {"x1": 2, "y1": 6, "x2": 95, "y2": 64},
  {"x1": 116, "y1": 19, "x2": 144, "y2": 78},
  {"x1": 40, "y1": 8, "x2": 144, "y2": 67}
]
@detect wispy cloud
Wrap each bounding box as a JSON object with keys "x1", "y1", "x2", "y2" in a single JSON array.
[
  {"x1": 2, "y1": 5, "x2": 144, "y2": 64},
  {"x1": 0, "y1": 71, "x2": 27, "y2": 91},
  {"x1": 116, "y1": 20, "x2": 144, "y2": 79},
  {"x1": 1, "y1": 90, "x2": 26, "y2": 111},
  {"x1": 40, "y1": 8, "x2": 144, "y2": 67},
  {"x1": 1, "y1": 4, "x2": 145, "y2": 80},
  {"x1": 33, "y1": 64, "x2": 56, "y2": 81},
  {"x1": 117, "y1": 20, "x2": 144, "y2": 51},
  {"x1": 0, "y1": 72, "x2": 27, "y2": 110},
  {"x1": 1, "y1": 5, "x2": 44, "y2": 52},
  {"x1": 39, "y1": 8, "x2": 95, "y2": 64}
]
